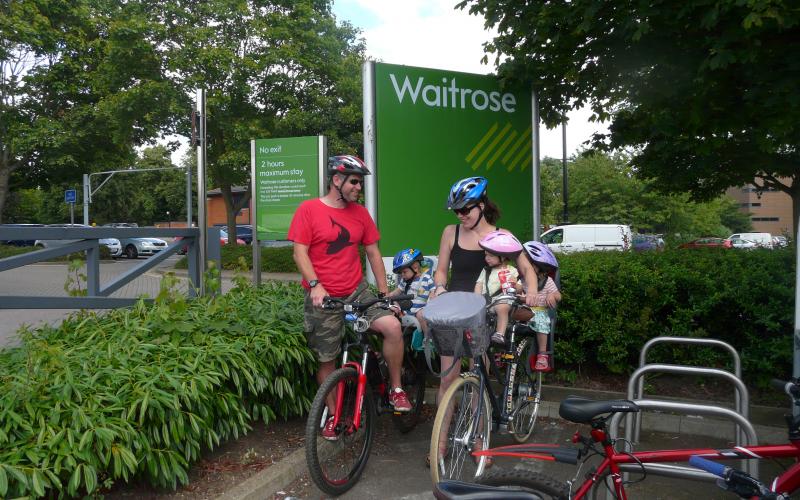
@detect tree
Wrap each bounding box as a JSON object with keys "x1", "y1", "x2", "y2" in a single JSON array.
[
  {"x1": 458, "y1": 0, "x2": 800, "y2": 234},
  {"x1": 540, "y1": 151, "x2": 752, "y2": 239},
  {"x1": 150, "y1": 0, "x2": 366, "y2": 241},
  {"x1": 0, "y1": 0, "x2": 185, "y2": 223}
]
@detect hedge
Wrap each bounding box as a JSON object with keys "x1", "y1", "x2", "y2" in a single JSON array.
[
  {"x1": 0, "y1": 280, "x2": 316, "y2": 498},
  {"x1": 556, "y1": 247, "x2": 794, "y2": 383},
  {"x1": 175, "y1": 244, "x2": 296, "y2": 272}
]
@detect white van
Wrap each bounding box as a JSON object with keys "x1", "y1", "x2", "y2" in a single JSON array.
[
  {"x1": 540, "y1": 224, "x2": 632, "y2": 253},
  {"x1": 728, "y1": 232, "x2": 773, "y2": 249}
]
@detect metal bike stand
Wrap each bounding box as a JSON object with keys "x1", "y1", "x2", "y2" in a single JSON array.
[
  {"x1": 610, "y1": 399, "x2": 759, "y2": 484},
  {"x1": 627, "y1": 363, "x2": 749, "y2": 446},
  {"x1": 633, "y1": 337, "x2": 742, "y2": 444}
]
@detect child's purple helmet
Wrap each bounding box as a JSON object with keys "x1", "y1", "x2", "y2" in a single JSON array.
[
  {"x1": 523, "y1": 241, "x2": 559, "y2": 271},
  {"x1": 479, "y1": 230, "x2": 523, "y2": 258}
]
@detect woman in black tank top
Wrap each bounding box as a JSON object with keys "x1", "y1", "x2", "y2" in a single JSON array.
[{"x1": 448, "y1": 224, "x2": 491, "y2": 291}]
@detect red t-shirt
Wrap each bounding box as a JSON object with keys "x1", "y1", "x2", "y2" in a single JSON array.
[{"x1": 287, "y1": 198, "x2": 380, "y2": 296}]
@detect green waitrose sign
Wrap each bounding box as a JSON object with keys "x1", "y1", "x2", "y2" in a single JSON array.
[
  {"x1": 374, "y1": 62, "x2": 533, "y2": 256},
  {"x1": 253, "y1": 136, "x2": 322, "y2": 240}
]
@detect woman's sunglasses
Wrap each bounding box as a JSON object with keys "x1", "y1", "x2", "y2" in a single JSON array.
[{"x1": 453, "y1": 205, "x2": 478, "y2": 216}]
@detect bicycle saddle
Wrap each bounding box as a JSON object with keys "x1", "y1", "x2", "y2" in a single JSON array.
[
  {"x1": 559, "y1": 396, "x2": 639, "y2": 424},
  {"x1": 434, "y1": 479, "x2": 544, "y2": 500}
]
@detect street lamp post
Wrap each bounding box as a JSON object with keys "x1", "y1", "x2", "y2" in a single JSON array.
[{"x1": 166, "y1": 211, "x2": 171, "y2": 228}]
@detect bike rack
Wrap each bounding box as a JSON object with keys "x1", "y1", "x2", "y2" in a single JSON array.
[
  {"x1": 610, "y1": 399, "x2": 759, "y2": 482},
  {"x1": 626, "y1": 364, "x2": 749, "y2": 446},
  {"x1": 633, "y1": 337, "x2": 743, "y2": 443}
]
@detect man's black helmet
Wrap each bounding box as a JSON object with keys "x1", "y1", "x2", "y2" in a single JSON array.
[{"x1": 328, "y1": 155, "x2": 371, "y2": 176}]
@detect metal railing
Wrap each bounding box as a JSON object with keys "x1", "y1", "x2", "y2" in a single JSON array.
[{"x1": 0, "y1": 227, "x2": 220, "y2": 308}]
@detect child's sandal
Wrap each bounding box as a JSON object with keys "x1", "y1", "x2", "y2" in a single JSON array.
[{"x1": 534, "y1": 354, "x2": 549, "y2": 371}]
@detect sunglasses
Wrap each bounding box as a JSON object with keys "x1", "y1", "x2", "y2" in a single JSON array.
[
  {"x1": 347, "y1": 178, "x2": 363, "y2": 186},
  {"x1": 453, "y1": 205, "x2": 478, "y2": 216}
]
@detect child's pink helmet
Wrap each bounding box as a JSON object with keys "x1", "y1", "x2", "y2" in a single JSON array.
[{"x1": 479, "y1": 230, "x2": 523, "y2": 258}]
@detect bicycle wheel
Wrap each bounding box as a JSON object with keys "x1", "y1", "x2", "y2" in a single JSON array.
[
  {"x1": 429, "y1": 375, "x2": 492, "y2": 484},
  {"x1": 510, "y1": 338, "x2": 543, "y2": 443},
  {"x1": 477, "y1": 468, "x2": 569, "y2": 499},
  {"x1": 392, "y1": 328, "x2": 427, "y2": 433},
  {"x1": 305, "y1": 367, "x2": 375, "y2": 496}
]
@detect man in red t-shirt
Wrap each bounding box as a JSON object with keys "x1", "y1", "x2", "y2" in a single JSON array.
[{"x1": 288, "y1": 155, "x2": 412, "y2": 437}]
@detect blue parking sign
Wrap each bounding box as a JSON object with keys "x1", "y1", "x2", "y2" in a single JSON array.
[{"x1": 65, "y1": 189, "x2": 77, "y2": 203}]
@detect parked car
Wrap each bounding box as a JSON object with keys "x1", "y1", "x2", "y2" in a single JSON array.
[
  {"x1": 678, "y1": 237, "x2": 732, "y2": 249},
  {"x1": 32, "y1": 224, "x2": 122, "y2": 257},
  {"x1": 176, "y1": 230, "x2": 245, "y2": 255},
  {"x1": 773, "y1": 235, "x2": 789, "y2": 248},
  {"x1": 632, "y1": 234, "x2": 665, "y2": 252},
  {"x1": 0, "y1": 223, "x2": 45, "y2": 246},
  {"x1": 540, "y1": 224, "x2": 632, "y2": 253},
  {"x1": 729, "y1": 237, "x2": 757, "y2": 250},
  {"x1": 118, "y1": 237, "x2": 168, "y2": 259},
  {"x1": 213, "y1": 224, "x2": 253, "y2": 244},
  {"x1": 728, "y1": 232, "x2": 773, "y2": 249}
]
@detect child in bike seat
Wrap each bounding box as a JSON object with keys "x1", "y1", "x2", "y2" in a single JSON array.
[
  {"x1": 388, "y1": 248, "x2": 436, "y2": 329},
  {"x1": 474, "y1": 230, "x2": 524, "y2": 346},
  {"x1": 521, "y1": 241, "x2": 561, "y2": 371}
]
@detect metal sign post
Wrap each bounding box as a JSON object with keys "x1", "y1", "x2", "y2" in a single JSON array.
[
  {"x1": 65, "y1": 189, "x2": 77, "y2": 225},
  {"x1": 196, "y1": 89, "x2": 208, "y2": 296}
]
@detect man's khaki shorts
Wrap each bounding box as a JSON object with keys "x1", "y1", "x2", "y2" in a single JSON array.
[{"x1": 303, "y1": 280, "x2": 393, "y2": 363}]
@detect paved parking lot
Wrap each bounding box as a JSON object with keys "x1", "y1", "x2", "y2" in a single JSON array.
[{"x1": 0, "y1": 255, "x2": 233, "y2": 346}]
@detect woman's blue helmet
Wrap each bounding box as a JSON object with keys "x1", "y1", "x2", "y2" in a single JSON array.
[
  {"x1": 447, "y1": 176, "x2": 488, "y2": 210},
  {"x1": 392, "y1": 248, "x2": 423, "y2": 273}
]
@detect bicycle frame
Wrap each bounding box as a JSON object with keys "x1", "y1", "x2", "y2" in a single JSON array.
[
  {"x1": 331, "y1": 333, "x2": 374, "y2": 432},
  {"x1": 468, "y1": 322, "x2": 538, "y2": 434},
  {"x1": 477, "y1": 424, "x2": 800, "y2": 499}
]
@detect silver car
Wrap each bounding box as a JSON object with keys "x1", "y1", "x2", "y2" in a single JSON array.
[
  {"x1": 34, "y1": 224, "x2": 122, "y2": 258},
  {"x1": 118, "y1": 237, "x2": 168, "y2": 259}
]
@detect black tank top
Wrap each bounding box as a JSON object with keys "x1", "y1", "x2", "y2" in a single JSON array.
[{"x1": 448, "y1": 224, "x2": 489, "y2": 292}]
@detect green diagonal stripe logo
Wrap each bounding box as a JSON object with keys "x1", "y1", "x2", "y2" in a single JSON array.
[{"x1": 466, "y1": 123, "x2": 532, "y2": 172}]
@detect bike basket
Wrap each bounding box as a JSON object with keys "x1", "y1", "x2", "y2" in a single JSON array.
[{"x1": 422, "y1": 292, "x2": 489, "y2": 357}]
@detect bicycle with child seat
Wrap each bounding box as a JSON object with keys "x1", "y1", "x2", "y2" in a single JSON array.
[
  {"x1": 433, "y1": 378, "x2": 800, "y2": 500},
  {"x1": 429, "y1": 294, "x2": 548, "y2": 485},
  {"x1": 304, "y1": 293, "x2": 426, "y2": 496}
]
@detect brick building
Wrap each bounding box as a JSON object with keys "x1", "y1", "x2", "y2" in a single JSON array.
[
  {"x1": 725, "y1": 179, "x2": 793, "y2": 236},
  {"x1": 207, "y1": 186, "x2": 252, "y2": 226}
]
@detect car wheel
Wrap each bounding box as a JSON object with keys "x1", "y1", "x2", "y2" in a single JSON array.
[{"x1": 125, "y1": 245, "x2": 138, "y2": 259}]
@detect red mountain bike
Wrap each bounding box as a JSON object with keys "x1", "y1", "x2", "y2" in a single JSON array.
[
  {"x1": 434, "y1": 378, "x2": 800, "y2": 499},
  {"x1": 305, "y1": 293, "x2": 425, "y2": 496}
]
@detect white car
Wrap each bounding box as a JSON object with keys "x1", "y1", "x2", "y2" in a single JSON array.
[
  {"x1": 35, "y1": 224, "x2": 121, "y2": 258},
  {"x1": 100, "y1": 238, "x2": 122, "y2": 258},
  {"x1": 729, "y1": 237, "x2": 757, "y2": 250},
  {"x1": 118, "y1": 237, "x2": 168, "y2": 259}
]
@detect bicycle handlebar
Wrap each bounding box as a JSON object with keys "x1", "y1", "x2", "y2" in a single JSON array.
[
  {"x1": 689, "y1": 455, "x2": 780, "y2": 499},
  {"x1": 322, "y1": 293, "x2": 415, "y2": 311},
  {"x1": 771, "y1": 378, "x2": 800, "y2": 398}
]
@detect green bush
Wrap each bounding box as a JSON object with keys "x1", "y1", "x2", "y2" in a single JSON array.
[
  {"x1": 0, "y1": 280, "x2": 316, "y2": 498},
  {"x1": 0, "y1": 244, "x2": 112, "y2": 261},
  {"x1": 555, "y1": 247, "x2": 794, "y2": 383}
]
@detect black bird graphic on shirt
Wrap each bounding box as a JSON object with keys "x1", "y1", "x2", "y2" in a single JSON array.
[{"x1": 326, "y1": 217, "x2": 353, "y2": 254}]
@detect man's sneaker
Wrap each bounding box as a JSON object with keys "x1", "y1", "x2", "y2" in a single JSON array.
[
  {"x1": 321, "y1": 417, "x2": 338, "y2": 441},
  {"x1": 389, "y1": 387, "x2": 413, "y2": 412}
]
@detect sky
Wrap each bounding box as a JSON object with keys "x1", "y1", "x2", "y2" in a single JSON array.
[{"x1": 331, "y1": 0, "x2": 608, "y2": 159}]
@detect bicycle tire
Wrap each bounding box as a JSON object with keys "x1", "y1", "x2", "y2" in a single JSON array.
[
  {"x1": 510, "y1": 338, "x2": 543, "y2": 443},
  {"x1": 477, "y1": 468, "x2": 569, "y2": 499},
  {"x1": 429, "y1": 375, "x2": 492, "y2": 484},
  {"x1": 305, "y1": 367, "x2": 375, "y2": 496},
  {"x1": 392, "y1": 328, "x2": 427, "y2": 433}
]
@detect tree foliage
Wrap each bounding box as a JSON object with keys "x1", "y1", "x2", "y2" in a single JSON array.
[
  {"x1": 150, "y1": 0, "x2": 366, "y2": 240},
  {"x1": 0, "y1": 0, "x2": 185, "y2": 223},
  {"x1": 540, "y1": 152, "x2": 752, "y2": 239},
  {"x1": 459, "y1": 0, "x2": 800, "y2": 232}
]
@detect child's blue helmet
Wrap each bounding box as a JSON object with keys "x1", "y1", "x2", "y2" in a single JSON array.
[
  {"x1": 392, "y1": 248, "x2": 423, "y2": 273},
  {"x1": 447, "y1": 177, "x2": 488, "y2": 210}
]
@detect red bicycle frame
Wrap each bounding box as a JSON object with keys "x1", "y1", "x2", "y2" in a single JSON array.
[
  {"x1": 330, "y1": 361, "x2": 368, "y2": 431},
  {"x1": 477, "y1": 426, "x2": 800, "y2": 499}
]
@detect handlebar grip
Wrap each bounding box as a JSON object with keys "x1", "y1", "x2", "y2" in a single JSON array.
[
  {"x1": 689, "y1": 456, "x2": 726, "y2": 477},
  {"x1": 771, "y1": 378, "x2": 800, "y2": 397},
  {"x1": 392, "y1": 294, "x2": 415, "y2": 302}
]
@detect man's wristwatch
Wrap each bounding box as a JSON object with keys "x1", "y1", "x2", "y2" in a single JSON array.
[{"x1": 308, "y1": 279, "x2": 320, "y2": 288}]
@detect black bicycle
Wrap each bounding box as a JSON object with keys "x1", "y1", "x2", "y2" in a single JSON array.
[
  {"x1": 305, "y1": 293, "x2": 427, "y2": 496},
  {"x1": 429, "y1": 294, "x2": 545, "y2": 484}
]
